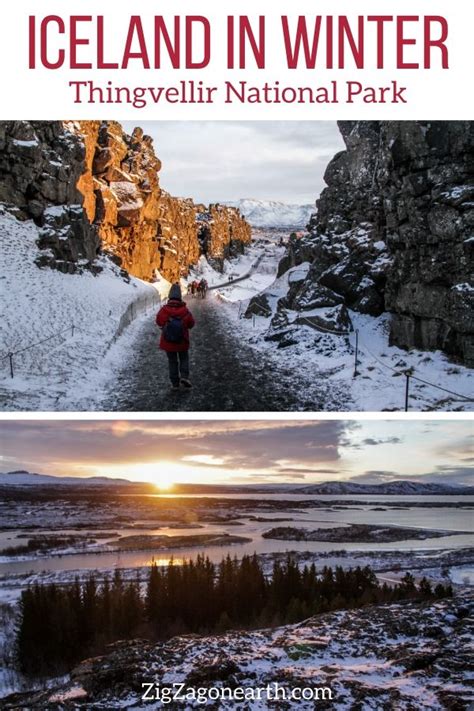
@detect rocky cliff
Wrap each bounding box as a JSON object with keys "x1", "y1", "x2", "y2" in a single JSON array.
[
  {"x1": 275, "y1": 121, "x2": 474, "y2": 366},
  {"x1": 0, "y1": 121, "x2": 100, "y2": 272},
  {"x1": 197, "y1": 203, "x2": 252, "y2": 271},
  {"x1": 0, "y1": 120, "x2": 252, "y2": 283},
  {"x1": 69, "y1": 121, "x2": 201, "y2": 282},
  {"x1": 71, "y1": 121, "x2": 251, "y2": 281}
]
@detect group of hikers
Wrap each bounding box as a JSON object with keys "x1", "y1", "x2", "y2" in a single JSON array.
[{"x1": 188, "y1": 278, "x2": 208, "y2": 299}]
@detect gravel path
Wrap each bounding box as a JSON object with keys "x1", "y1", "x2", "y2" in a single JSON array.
[{"x1": 101, "y1": 296, "x2": 348, "y2": 412}]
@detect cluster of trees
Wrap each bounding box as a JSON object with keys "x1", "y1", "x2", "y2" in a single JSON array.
[{"x1": 18, "y1": 554, "x2": 452, "y2": 675}]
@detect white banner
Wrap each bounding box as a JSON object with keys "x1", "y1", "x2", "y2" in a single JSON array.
[{"x1": 0, "y1": 0, "x2": 472, "y2": 119}]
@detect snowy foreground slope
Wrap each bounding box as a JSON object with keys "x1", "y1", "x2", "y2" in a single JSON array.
[
  {"x1": 0, "y1": 210, "x2": 159, "y2": 411},
  {"x1": 5, "y1": 593, "x2": 472, "y2": 710},
  {"x1": 225, "y1": 199, "x2": 314, "y2": 229}
]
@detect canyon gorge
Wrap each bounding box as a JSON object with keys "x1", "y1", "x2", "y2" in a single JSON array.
[
  {"x1": 0, "y1": 120, "x2": 251, "y2": 282},
  {"x1": 1, "y1": 119, "x2": 472, "y2": 371}
]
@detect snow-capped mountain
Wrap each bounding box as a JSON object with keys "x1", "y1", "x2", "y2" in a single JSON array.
[
  {"x1": 225, "y1": 199, "x2": 314, "y2": 228},
  {"x1": 1, "y1": 472, "x2": 471, "y2": 495},
  {"x1": 296, "y1": 480, "x2": 473, "y2": 495},
  {"x1": 0, "y1": 470, "x2": 133, "y2": 487}
]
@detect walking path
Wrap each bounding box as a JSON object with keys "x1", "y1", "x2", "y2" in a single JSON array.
[{"x1": 100, "y1": 296, "x2": 346, "y2": 412}]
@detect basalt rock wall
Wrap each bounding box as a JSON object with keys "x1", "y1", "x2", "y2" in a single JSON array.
[
  {"x1": 0, "y1": 121, "x2": 100, "y2": 272},
  {"x1": 197, "y1": 203, "x2": 252, "y2": 271},
  {"x1": 277, "y1": 121, "x2": 474, "y2": 366},
  {"x1": 72, "y1": 121, "x2": 251, "y2": 282},
  {"x1": 69, "y1": 120, "x2": 200, "y2": 283}
]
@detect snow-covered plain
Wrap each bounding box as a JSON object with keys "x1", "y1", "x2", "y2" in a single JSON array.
[
  {"x1": 0, "y1": 209, "x2": 160, "y2": 411},
  {"x1": 0, "y1": 477, "x2": 472, "y2": 703}
]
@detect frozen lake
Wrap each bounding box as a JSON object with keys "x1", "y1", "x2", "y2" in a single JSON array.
[{"x1": 0, "y1": 494, "x2": 472, "y2": 576}]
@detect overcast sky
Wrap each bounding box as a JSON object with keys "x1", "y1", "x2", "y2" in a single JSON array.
[
  {"x1": 1, "y1": 420, "x2": 472, "y2": 488},
  {"x1": 122, "y1": 121, "x2": 344, "y2": 204}
]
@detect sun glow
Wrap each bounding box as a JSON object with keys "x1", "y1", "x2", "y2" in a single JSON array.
[
  {"x1": 154, "y1": 480, "x2": 173, "y2": 492},
  {"x1": 130, "y1": 462, "x2": 183, "y2": 489},
  {"x1": 90, "y1": 459, "x2": 236, "y2": 487}
]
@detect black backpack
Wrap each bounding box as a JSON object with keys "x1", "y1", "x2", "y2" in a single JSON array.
[{"x1": 163, "y1": 316, "x2": 184, "y2": 343}]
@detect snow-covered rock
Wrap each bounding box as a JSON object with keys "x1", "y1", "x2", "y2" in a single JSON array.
[
  {"x1": 276, "y1": 121, "x2": 474, "y2": 365},
  {"x1": 5, "y1": 592, "x2": 472, "y2": 709}
]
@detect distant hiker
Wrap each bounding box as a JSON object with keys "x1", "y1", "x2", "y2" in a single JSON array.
[
  {"x1": 189, "y1": 281, "x2": 196, "y2": 297},
  {"x1": 199, "y1": 278, "x2": 208, "y2": 299},
  {"x1": 156, "y1": 283, "x2": 195, "y2": 390}
]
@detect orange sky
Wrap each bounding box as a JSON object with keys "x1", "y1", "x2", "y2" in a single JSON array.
[{"x1": 1, "y1": 419, "x2": 472, "y2": 487}]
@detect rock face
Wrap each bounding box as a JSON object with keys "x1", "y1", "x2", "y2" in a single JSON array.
[
  {"x1": 71, "y1": 122, "x2": 251, "y2": 282},
  {"x1": 197, "y1": 203, "x2": 252, "y2": 271},
  {"x1": 68, "y1": 121, "x2": 198, "y2": 282},
  {"x1": 0, "y1": 120, "x2": 252, "y2": 282},
  {"x1": 277, "y1": 121, "x2": 474, "y2": 365},
  {"x1": 0, "y1": 121, "x2": 100, "y2": 272},
  {"x1": 382, "y1": 122, "x2": 474, "y2": 366}
]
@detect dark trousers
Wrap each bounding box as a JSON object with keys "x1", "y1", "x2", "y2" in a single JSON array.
[{"x1": 166, "y1": 351, "x2": 189, "y2": 385}]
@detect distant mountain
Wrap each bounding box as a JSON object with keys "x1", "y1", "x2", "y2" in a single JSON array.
[
  {"x1": 0, "y1": 470, "x2": 134, "y2": 487},
  {"x1": 296, "y1": 480, "x2": 474, "y2": 495},
  {"x1": 225, "y1": 199, "x2": 314, "y2": 228},
  {"x1": 1, "y1": 472, "x2": 471, "y2": 495}
]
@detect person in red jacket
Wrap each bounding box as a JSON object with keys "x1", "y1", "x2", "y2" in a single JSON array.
[{"x1": 156, "y1": 283, "x2": 195, "y2": 389}]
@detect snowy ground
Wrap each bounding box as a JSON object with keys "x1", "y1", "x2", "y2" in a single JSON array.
[
  {"x1": 185, "y1": 229, "x2": 288, "y2": 301},
  {"x1": 93, "y1": 229, "x2": 473, "y2": 412},
  {"x1": 212, "y1": 247, "x2": 473, "y2": 412},
  {"x1": 4, "y1": 590, "x2": 473, "y2": 709},
  {"x1": 1, "y1": 547, "x2": 472, "y2": 703},
  {"x1": 0, "y1": 209, "x2": 160, "y2": 411},
  {"x1": 1, "y1": 217, "x2": 471, "y2": 412}
]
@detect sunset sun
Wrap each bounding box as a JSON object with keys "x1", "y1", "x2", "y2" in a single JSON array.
[{"x1": 154, "y1": 480, "x2": 173, "y2": 491}]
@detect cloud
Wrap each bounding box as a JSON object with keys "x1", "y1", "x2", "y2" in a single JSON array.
[
  {"x1": 122, "y1": 121, "x2": 344, "y2": 203},
  {"x1": 245, "y1": 471, "x2": 308, "y2": 481},
  {"x1": 343, "y1": 433, "x2": 402, "y2": 450},
  {"x1": 0, "y1": 420, "x2": 349, "y2": 478},
  {"x1": 361, "y1": 437, "x2": 402, "y2": 446},
  {"x1": 426, "y1": 466, "x2": 474, "y2": 486},
  {"x1": 348, "y1": 471, "x2": 399, "y2": 484},
  {"x1": 1, "y1": 420, "x2": 472, "y2": 486}
]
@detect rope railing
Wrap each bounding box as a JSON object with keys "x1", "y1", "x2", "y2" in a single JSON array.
[
  {"x1": 349, "y1": 329, "x2": 473, "y2": 410},
  {"x1": 1, "y1": 325, "x2": 77, "y2": 378},
  {"x1": 284, "y1": 313, "x2": 472, "y2": 410},
  {"x1": 0, "y1": 326, "x2": 74, "y2": 359},
  {"x1": 298, "y1": 315, "x2": 351, "y2": 337},
  {"x1": 348, "y1": 330, "x2": 474, "y2": 412},
  {"x1": 1, "y1": 293, "x2": 160, "y2": 379}
]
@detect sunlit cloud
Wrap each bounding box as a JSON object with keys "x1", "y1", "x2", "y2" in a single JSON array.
[{"x1": 0, "y1": 420, "x2": 472, "y2": 486}]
